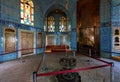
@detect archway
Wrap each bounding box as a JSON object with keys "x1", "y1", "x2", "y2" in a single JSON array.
[{"x1": 44, "y1": 4, "x2": 71, "y2": 51}]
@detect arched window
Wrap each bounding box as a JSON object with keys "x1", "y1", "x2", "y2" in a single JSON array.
[
  {"x1": 115, "y1": 29, "x2": 119, "y2": 35},
  {"x1": 59, "y1": 16, "x2": 67, "y2": 32},
  {"x1": 47, "y1": 16, "x2": 55, "y2": 32},
  {"x1": 115, "y1": 37, "x2": 119, "y2": 42},
  {"x1": 114, "y1": 37, "x2": 119, "y2": 46},
  {"x1": 20, "y1": 0, "x2": 34, "y2": 26}
]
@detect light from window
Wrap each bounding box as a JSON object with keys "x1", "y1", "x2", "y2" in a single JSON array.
[
  {"x1": 20, "y1": 0, "x2": 34, "y2": 26},
  {"x1": 47, "y1": 16, "x2": 55, "y2": 32},
  {"x1": 59, "y1": 16, "x2": 67, "y2": 32}
]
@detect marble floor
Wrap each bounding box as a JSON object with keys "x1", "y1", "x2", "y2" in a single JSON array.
[{"x1": 0, "y1": 52, "x2": 120, "y2": 82}]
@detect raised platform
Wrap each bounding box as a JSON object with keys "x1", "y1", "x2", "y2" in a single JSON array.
[
  {"x1": 46, "y1": 45, "x2": 69, "y2": 52},
  {"x1": 51, "y1": 49, "x2": 66, "y2": 52},
  {"x1": 112, "y1": 56, "x2": 120, "y2": 62}
]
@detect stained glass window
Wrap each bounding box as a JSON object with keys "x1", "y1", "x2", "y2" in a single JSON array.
[
  {"x1": 47, "y1": 16, "x2": 55, "y2": 32},
  {"x1": 59, "y1": 16, "x2": 67, "y2": 32},
  {"x1": 20, "y1": 0, "x2": 34, "y2": 26}
]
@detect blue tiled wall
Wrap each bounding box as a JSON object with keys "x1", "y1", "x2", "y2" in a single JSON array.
[
  {"x1": 0, "y1": 20, "x2": 44, "y2": 62},
  {"x1": 71, "y1": 30, "x2": 77, "y2": 50},
  {"x1": 111, "y1": 0, "x2": 120, "y2": 26},
  {"x1": 0, "y1": 25, "x2": 3, "y2": 54},
  {"x1": 1, "y1": 0, "x2": 19, "y2": 23},
  {"x1": 111, "y1": 0, "x2": 120, "y2": 56},
  {"x1": 0, "y1": 0, "x2": 77, "y2": 61},
  {"x1": 100, "y1": 27, "x2": 112, "y2": 58},
  {"x1": 36, "y1": 48, "x2": 44, "y2": 55},
  {"x1": 0, "y1": 0, "x2": 44, "y2": 62},
  {"x1": 100, "y1": 0, "x2": 112, "y2": 58},
  {"x1": 100, "y1": 0, "x2": 111, "y2": 23},
  {"x1": 0, "y1": 24, "x2": 3, "y2": 61},
  {"x1": 0, "y1": 0, "x2": 1, "y2": 18},
  {"x1": 2, "y1": 52, "x2": 18, "y2": 62},
  {"x1": 100, "y1": 27, "x2": 112, "y2": 51},
  {"x1": 0, "y1": 0, "x2": 42, "y2": 28},
  {"x1": 100, "y1": 0, "x2": 120, "y2": 57},
  {"x1": 40, "y1": 0, "x2": 76, "y2": 50}
]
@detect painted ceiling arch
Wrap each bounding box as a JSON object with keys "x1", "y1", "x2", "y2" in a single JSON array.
[{"x1": 43, "y1": 3, "x2": 71, "y2": 21}]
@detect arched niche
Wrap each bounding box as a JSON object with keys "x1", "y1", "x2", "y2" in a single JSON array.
[
  {"x1": 115, "y1": 37, "x2": 119, "y2": 42},
  {"x1": 4, "y1": 28, "x2": 16, "y2": 53},
  {"x1": 114, "y1": 29, "x2": 119, "y2": 35},
  {"x1": 114, "y1": 37, "x2": 120, "y2": 46}
]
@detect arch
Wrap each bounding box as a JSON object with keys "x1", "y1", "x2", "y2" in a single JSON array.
[
  {"x1": 44, "y1": 3, "x2": 70, "y2": 21},
  {"x1": 20, "y1": 0, "x2": 34, "y2": 26},
  {"x1": 43, "y1": 3, "x2": 71, "y2": 32}
]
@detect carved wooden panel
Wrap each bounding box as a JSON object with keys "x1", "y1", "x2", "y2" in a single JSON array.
[
  {"x1": 38, "y1": 33, "x2": 42, "y2": 48},
  {"x1": 21, "y1": 31, "x2": 34, "y2": 55},
  {"x1": 4, "y1": 29, "x2": 16, "y2": 53}
]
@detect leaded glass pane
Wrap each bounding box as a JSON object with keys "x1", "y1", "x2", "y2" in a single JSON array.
[
  {"x1": 59, "y1": 16, "x2": 67, "y2": 32},
  {"x1": 20, "y1": 0, "x2": 34, "y2": 26},
  {"x1": 47, "y1": 16, "x2": 55, "y2": 32}
]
